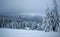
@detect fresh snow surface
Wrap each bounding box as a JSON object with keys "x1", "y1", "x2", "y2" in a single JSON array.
[{"x1": 0, "y1": 28, "x2": 60, "y2": 37}]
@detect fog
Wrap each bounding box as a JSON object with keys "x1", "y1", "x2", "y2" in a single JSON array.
[{"x1": 0, "y1": 0, "x2": 60, "y2": 17}]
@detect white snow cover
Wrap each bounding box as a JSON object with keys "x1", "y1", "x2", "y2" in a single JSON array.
[{"x1": 0, "y1": 28, "x2": 60, "y2": 37}]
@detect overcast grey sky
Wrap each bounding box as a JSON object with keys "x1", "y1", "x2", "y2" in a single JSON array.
[{"x1": 0, "y1": 0, "x2": 60, "y2": 17}]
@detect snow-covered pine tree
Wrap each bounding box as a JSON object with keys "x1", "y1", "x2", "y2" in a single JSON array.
[
  {"x1": 45, "y1": 0, "x2": 59, "y2": 32},
  {"x1": 44, "y1": 8, "x2": 52, "y2": 32}
]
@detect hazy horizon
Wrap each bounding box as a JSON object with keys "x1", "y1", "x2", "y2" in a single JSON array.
[{"x1": 0, "y1": 0, "x2": 60, "y2": 17}]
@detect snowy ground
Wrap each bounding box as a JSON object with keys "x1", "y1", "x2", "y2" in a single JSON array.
[{"x1": 0, "y1": 28, "x2": 60, "y2": 37}]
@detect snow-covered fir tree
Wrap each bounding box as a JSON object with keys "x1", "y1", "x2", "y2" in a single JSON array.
[{"x1": 45, "y1": 0, "x2": 59, "y2": 32}]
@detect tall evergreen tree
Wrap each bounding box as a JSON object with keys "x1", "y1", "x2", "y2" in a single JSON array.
[{"x1": 45, "y1": 0, "x2": 59, "y2": 32}]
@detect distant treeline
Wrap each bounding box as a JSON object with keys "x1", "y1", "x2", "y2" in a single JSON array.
[{"x1": 0, "y1": 16, "x2": 43, "y2": 30}]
